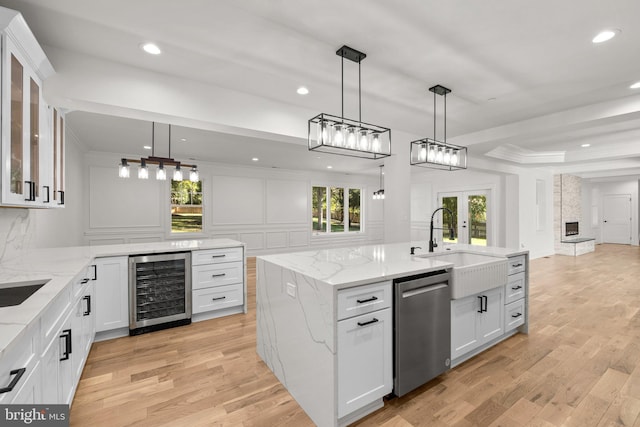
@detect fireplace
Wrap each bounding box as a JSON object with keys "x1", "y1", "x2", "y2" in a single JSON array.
[{"x1": 565, "y1": 221, "x2": 579, "y2": 236}]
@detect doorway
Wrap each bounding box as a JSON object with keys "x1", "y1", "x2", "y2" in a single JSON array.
[
  {"x1": 439, "y1": 190, "x2": 490, "y2": 246},
  {"x1": 602, "y1": 194, "x2": 631, "y2": 244}
]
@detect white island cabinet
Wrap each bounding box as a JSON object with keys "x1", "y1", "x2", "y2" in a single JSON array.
[{"x1": 257, "y1": 242, "x2": 528, "y2": 427}]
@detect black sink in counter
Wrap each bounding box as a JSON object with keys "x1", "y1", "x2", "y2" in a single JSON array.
[{"x1": 0, "y1": 280, "x2": 50, "y2": 307}]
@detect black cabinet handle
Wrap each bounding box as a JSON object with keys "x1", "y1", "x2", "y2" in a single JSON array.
[
  {"x1": 24, "y1": 181, "x2": 34, "y2": 201},
  {"x1": 211, "y1": 254, "x2": 226, "y2": 258},
  {"x1": 512, "y1": 263, "x2": 523, "y2": 268},
  {"x1": 356, "y1": 296, "x2": 378, "y2": 304},
  {"x1": 211, "y1": 273, "x2": 226, "y2": 278},
  {"x1": 60, "y1": 329, "x2": 72, "y2": 361},
  {"x1": 80, "y1": 278, "x2": 90, "y2": 284},
  {"x1": 58, "y1": 190, "x2": 65, "y2": 205},
  {"x1": 43, "y1": 185, "x2": 50, "y2": 203},
  {"x1": 211, "y1": 296, "x2": 226, "y2": 301},
  {"x1": 511, "y1": 312, "x2": 522, "y2": 318},
  {"x1": 511, "y1": 285, "x2": 523, "y2": 290},
  {"x1": 357, "y1": 318, "x2": 379, "y2": 327},
  {"x1": 91, "y1": 264, "x2": 97, "y2": 280},
  {"x1": 83, "y1": 295, "x2": 91, "y2": 316},
  {"x1": 0, "y1": 368, "x2": 26, "y2": 394}
]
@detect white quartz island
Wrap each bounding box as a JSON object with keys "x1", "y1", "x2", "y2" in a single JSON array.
[{"x1": 256, "y1": 242, "x2": 529, "y2": 427}]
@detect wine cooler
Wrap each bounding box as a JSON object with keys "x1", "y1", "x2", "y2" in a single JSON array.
[{"x1": 129, "y1": 252, "x2": 192, "y2": 335}]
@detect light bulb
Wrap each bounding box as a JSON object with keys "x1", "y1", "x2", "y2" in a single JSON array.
[
  {"x1": 119, "y1": 159, "x2": 130, "y2": 178},
  {"x1": 371, "y1": 133, "x2": 381, "y2": 153},
  {"x1": 419, "y1": 144, "x2": 427, "y2": 161},
  {"x1": 138, "y1": 161, "x2": 149, "y2": 179},
  {"x1": 347, "y1": 127, "x2": 356, "y2": 148},
  {"x1": 173, "y1": 166, "x2": 183, "y2": 181},
  {"x1": 333, "y1": 125, "x2": 344, "y2": 147},
  {"x1": 451, "y1": 150, "x2": 459, "y2": 166},
  {"x1": 444, "y1": 149, "x2": 451, "y2": 165},
  {"x1": 359, "y1": 130, "x2": 369, "y2": 151},
  {"x1": 189, "y1": 166, "x2": 199, "y2": 182},
  {"x1": 156, "y1": 164, "x2": 166, "y2": 181},
  {"x1": 436, "y1": 147, "x2": 444, "y2": 163},
  {"x1": 427, "y1": 144, "x2": 436, "y2": 162}
]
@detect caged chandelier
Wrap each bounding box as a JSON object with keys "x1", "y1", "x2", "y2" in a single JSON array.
[
  {"x1": 118, "y1": 122, "x2": 199, "y2": 182},
  {"x1": 410, "y1": 85, "x2": 467, "y2": 171},
  {"x1": 308, "y1": 45, "x2": 391, "y2": 159}
]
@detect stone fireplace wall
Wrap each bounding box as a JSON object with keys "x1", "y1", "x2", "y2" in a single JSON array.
[{"x1": 553, "y1": 174, "x2": 582, "y2": 253}]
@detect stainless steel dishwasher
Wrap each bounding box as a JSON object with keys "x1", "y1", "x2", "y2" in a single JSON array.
[{"x1": 394, "y1": 270, "x2": 451, "y2": 397}]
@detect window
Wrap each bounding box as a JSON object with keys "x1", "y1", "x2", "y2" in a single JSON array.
[
  {"x1": 312, "y1": 186, "x2": 361, "y2": 233},
  {"x1": 171, "y1": 180, "x2": 203, "y2": 233}
]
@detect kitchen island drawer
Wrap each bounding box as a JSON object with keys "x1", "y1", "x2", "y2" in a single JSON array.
[
  {"x1": 193, "y1": 284, "x2": 244, "y2": 313},
  {"x1": 505, "y1": 272, "x2": 525, "y2": 304},
  {"x1": 192, "y1": 247, "x2": 243, "y2": 266},
  {"x1": 337, "y1": 281, "x2": 391, "y2": 321},
  {"x1": 507, "y1": 255, "x2": 526, "y2": 275},
  {"x1": 505, "y1": 299, "x2": 526, "y2": 331},
  {"x1": 192, "y1": 262, "x2": 243, "y2": 289}
]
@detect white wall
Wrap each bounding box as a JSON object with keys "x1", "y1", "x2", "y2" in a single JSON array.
[
  {"x1": 582, "y1": 179, "x2": 639, "y2": 246},
  {"x1": 82, "y1": 152, "x2": 383, "y2": 255}
]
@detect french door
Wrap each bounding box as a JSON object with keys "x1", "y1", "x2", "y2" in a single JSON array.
[{"x1": 438, "y1": 190, "x2": 490, "y2": 246}]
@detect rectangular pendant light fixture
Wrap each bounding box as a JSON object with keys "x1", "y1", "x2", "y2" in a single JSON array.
[
  {"x1": 308, "y1": 45, "x2": 391, "y2": 159},
  {"x1": 410, "y1": 85, "x2": 467, "y2": 171}
]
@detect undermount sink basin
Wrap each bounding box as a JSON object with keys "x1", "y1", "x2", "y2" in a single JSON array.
[
  {"x1": 0, "y1": 279, "x2": 50, "y2": 308},
  {"x1": 416, "y1": 251, "x2": 508, "y2": 299}
]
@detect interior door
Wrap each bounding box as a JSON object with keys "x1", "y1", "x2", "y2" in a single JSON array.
[
  {"x1": 439, "y1": 190, "x2": 490, "y2": 246},
  {"x1": 602, "y1": 194, "x2": 631, "y2": 244}
]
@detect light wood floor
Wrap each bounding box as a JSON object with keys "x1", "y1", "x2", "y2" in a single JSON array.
[{"x1": 70, "y1": 245, "x2": 640, "y2": 426}]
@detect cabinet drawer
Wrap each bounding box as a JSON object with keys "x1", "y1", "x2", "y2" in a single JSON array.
[
  {"x1": 192, "y1": 247, "x2": 243, "y2": 266},
  {"x1": 505, "y1": 272, "x2": 526, "y2": 305},
  {"x1": 41, "y1": 286, "x2": 71, "y2": 348},
  {"x1": 505, "y1": 299, "x2": 526, "y2": 331},
  {"x1": 507, "y1": 255, "x2": 526, "y2": 275},
  {"x1": 192, "y1": 262, "x2": 243, "y2": 290},
  {"x1": 0, "y1": 324, "x2": 39, "y2": 404},
  {"x1": 337, "y1": 281, "x2": 391, "y2": 321},
  {"x1": 192, "y1": 284, "x2": 244, "y2": 314}
]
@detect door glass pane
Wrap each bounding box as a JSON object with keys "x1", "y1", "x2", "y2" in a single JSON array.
[
  {"x1": 442, "y1": 196, "x2": 458, "y2": 243},
  {"x1": 53, "y1": 109, "x2": 58, "y2": 200},
  {"x1": 468, "y1": 195, "x2": 487, "y2": 246},
  {"x1": 171, "y1": 180, "x2": 203, "y2": 233},
  {"x1": 30, "y1": 78, "x2": 39, "y2": 197},
  {"x1": 348, "y1": 189, "x2": 361, "y2": 232},
  {"x1": 330, "y1": 187, "x2": 344, "y2": 232},
  {"x1": 10, "y1": 54, "x2": 23, "y2": 195},
  {"x1": 312, "y1": 186, "x2": 327, "y2": 232},
  {"x1": 60, "y1": 117, "x2": 64, "y2": 192}
]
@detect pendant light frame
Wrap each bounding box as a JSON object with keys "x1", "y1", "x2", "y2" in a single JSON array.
[
  {"x1": 308, "y1": 45, "x2": 391, "y2": 159},
  {"x1": 119, "y1": 122, "x2": 200, "y2": 182},
  {"x1": 372, "y1": 164, "x2": 385, "y2": 200},
  {"x1": 410, "y1": 85, "x2": 467, "y2": 171}
]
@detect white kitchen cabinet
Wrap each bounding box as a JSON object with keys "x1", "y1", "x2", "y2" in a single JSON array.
[
  {"x1": 0, "y1": 7, "x2": 56, "y2": 208},
  {"x1": 337, "y1": 281, "x2": 392, "y2": 419},
  {"x1": 0, "y1": 322, "x2": 40, "y2": 404},
  {"x1": 191, "y1": 246, "x2": 245, "y2": 321},
  {"x1": 93, "y1": 256, "x2": 129, "y2": 335},
  {"x1": 451, "y1": 286, "x2": 504, "y2": 360},
  {"x1": 504, "y1": 254, "x2": 528, "y2": 333}
]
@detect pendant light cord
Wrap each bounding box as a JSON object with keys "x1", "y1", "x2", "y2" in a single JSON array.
[
  {"x1": 169, "y1": 124, "x2": 172, "y2": 159},
  {"x1": 444, "y1": 92, "x2": 447, "y2": 145},
  {"x1": 341, "y1": 55, "x2": 344, "y2": 120},
  {"x1": 433, "y1": 90, "x2": 437, "y2": 141},
  {"x1": 152, "y1": 122, "x2": 155, "y2": 156},
  {"x1": 359, "y1": 60, "x2": 362, "y2": 123}
]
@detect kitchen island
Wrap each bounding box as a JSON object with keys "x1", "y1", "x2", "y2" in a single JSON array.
[{"x1": 256, "y1": 242, "x2": 528, "y2": 427}]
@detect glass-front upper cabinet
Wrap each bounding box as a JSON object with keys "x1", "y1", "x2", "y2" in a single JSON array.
[{"x1": 0, "y1": 7, "x2": 56, "y2": 207}]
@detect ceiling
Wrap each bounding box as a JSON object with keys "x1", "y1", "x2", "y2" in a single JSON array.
[{"x1": 2, "y1": 0, "x2": 640, "y2": 178}]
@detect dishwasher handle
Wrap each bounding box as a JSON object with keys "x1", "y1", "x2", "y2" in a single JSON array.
[{"x1": 402, "y1": 283, "x2": 448, "y2": 298}]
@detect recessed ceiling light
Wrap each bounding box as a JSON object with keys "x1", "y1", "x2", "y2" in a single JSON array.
[
  {"x1": 297, "y1": 86, "x2": 309, "y2": 95},
  {"x1": 180, "y1": 138, "x2": 187, "y2": 142},
  {"x1": 592, "y1": 29, "x2": 619, "y2": 44},
  {"x1": 252, "y1": 157, "x2": 259, "y2": 162},
  {"x1": 581, "y1": 143, "x2": 591, "y2": 148},
  {"x1": 327, "y1": 165, "x2": 333, "y2": 169},
  {"x1": 143, "y1": 145, "x2": 152, "y2": 150},
  {"x1": 141, "y1": 42, "x2": 162, "y2": 55},
  {"x1": 630, "y1": 81, "x2": 640, "y2": 89}
]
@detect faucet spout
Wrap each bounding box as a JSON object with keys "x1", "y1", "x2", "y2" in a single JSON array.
[{"x1": 429, "y1": 207, "x2": 455, "y2": 252}]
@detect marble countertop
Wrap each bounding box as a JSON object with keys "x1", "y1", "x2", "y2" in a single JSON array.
[
  {"x1": 0, "y1": 238, "x2": 243, "y2": 358},
  {"x1": 258, "y1": 242, "x2": 527, "y2": 289}
]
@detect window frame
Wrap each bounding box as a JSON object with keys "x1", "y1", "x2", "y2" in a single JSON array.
[{"x1": 311, "y1": 185, "x2": 363, "y2": 235}]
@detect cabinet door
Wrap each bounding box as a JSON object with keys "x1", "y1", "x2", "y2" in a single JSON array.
[
  {"x1": 58, "y1": 312, "x2": 74, "y2": 405},
  {"x1": 94, "y1": 257, "x2": 129, "y2": 332},
  {"x1": 9, "y1": 362, "x2": 41, "y2": 404},
  {"x1": 337, "y1": 307, "x2": 392, "y2": 418},
  {"x1": 51, "y1": 108, "x2": 65, "y2": 207},
  {"x1": 477, "y1": 287, "x2": 504, "y2": 344},
  {"x1": 451, "y1": 296, "x2": 480, "y2": 359},
  {"x1": 41, "y1": 335, "x2": 61, "y2": 404},
  {"x1": 82, "y1": 282, "x2": 96, "y2": 355}
]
